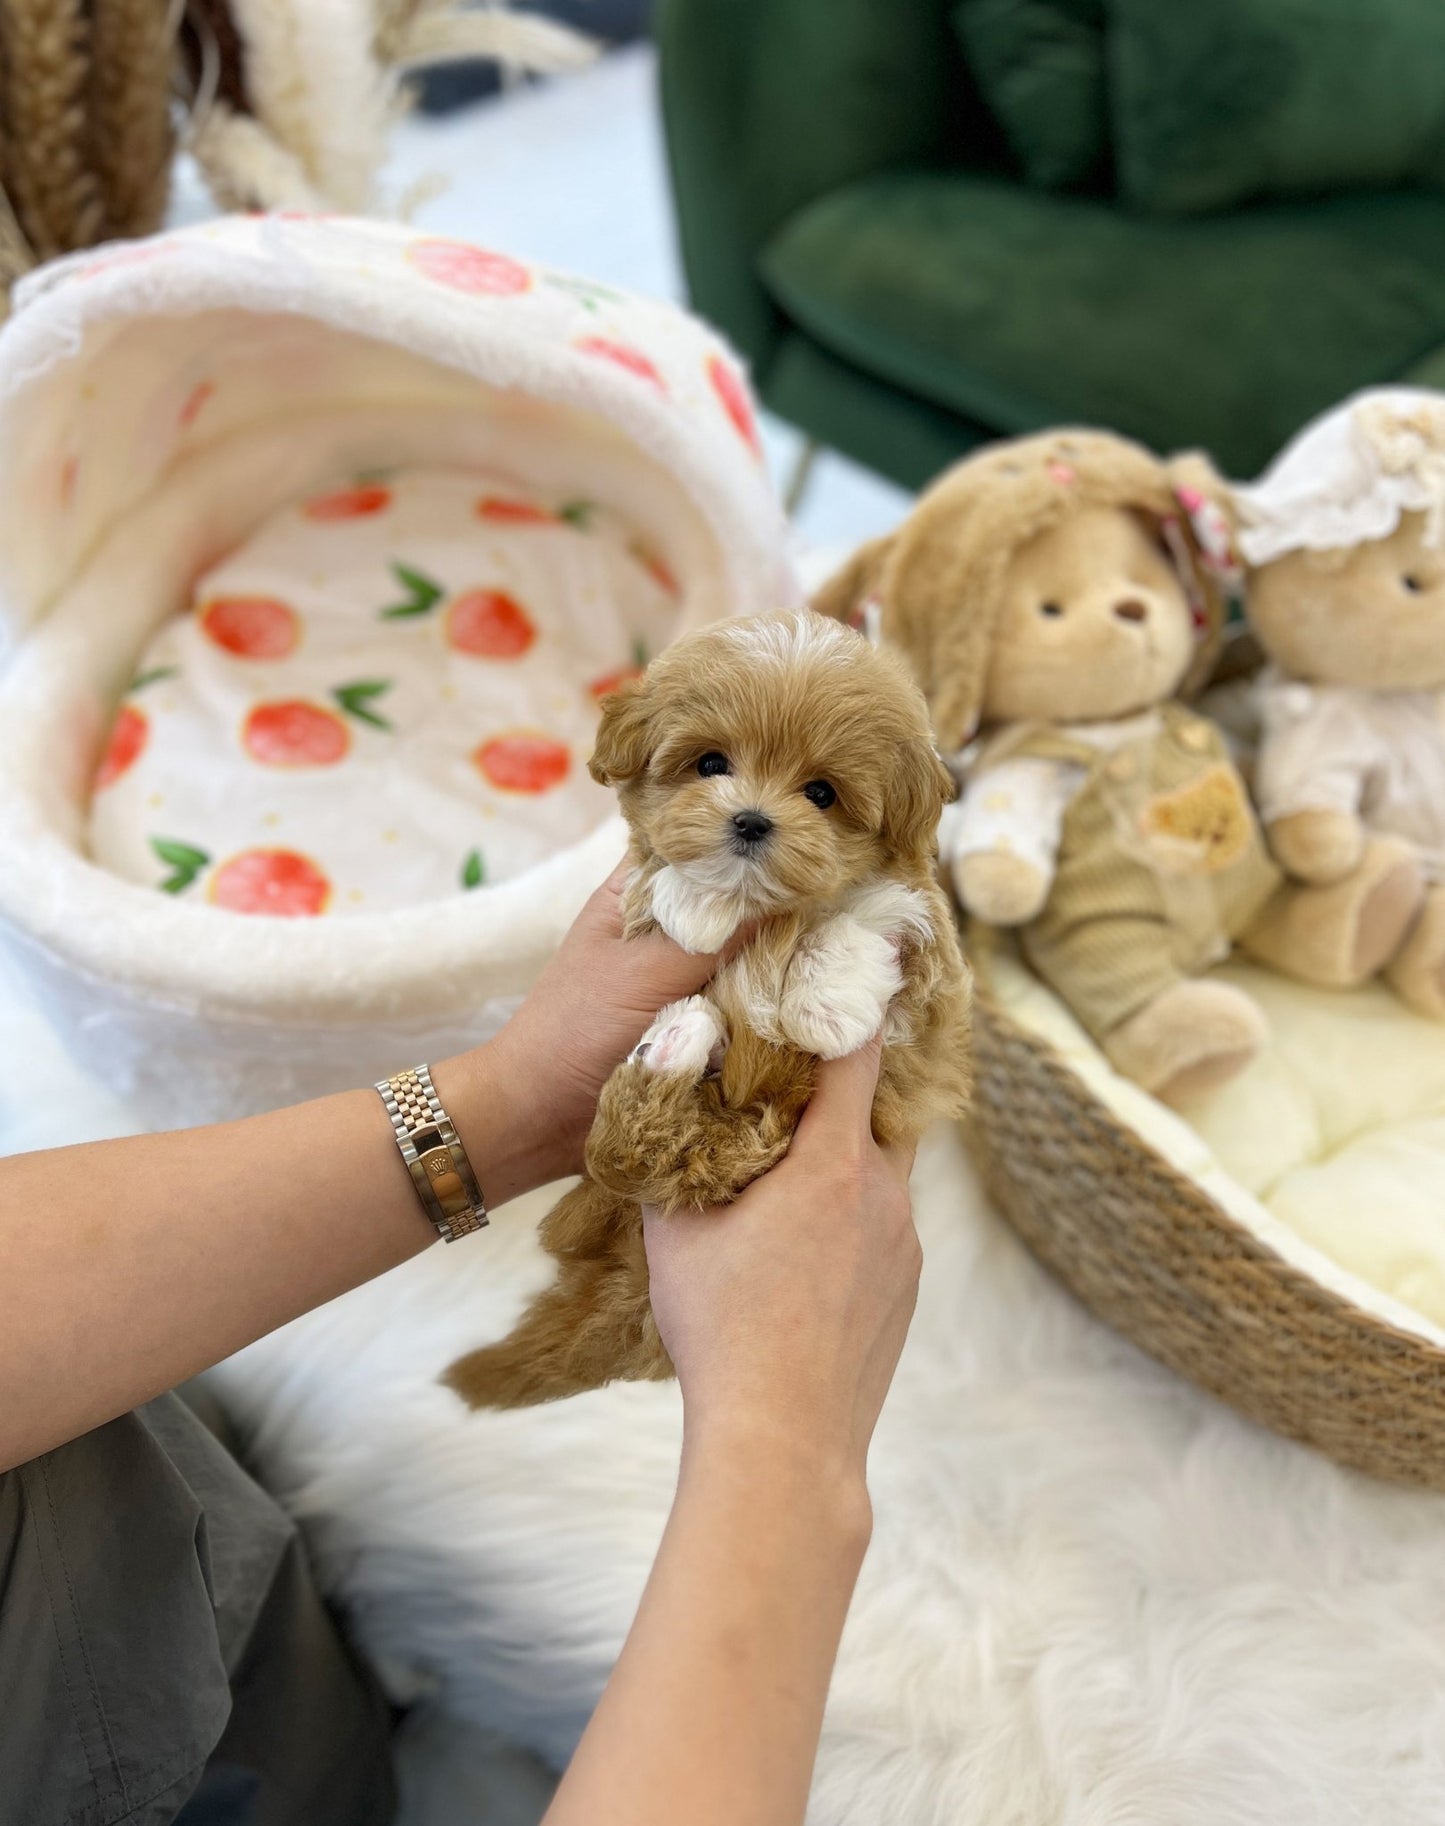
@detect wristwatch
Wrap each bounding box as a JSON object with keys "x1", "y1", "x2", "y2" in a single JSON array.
[{"x1": 376, "y1": 1063, "x2": 489, "y2": 1243}]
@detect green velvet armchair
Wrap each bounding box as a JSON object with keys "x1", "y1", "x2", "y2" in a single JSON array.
[{"x1": 657, "y1": 0, "x2": 1445, "y2": 487}]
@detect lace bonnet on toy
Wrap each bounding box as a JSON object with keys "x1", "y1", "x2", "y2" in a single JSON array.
[
  {"x1": 829, "y1": 429, "x2": 1240, "y2": 754},
  {"x1": 1234, "y1": 388, "x2": 1445, "y2": 566}
]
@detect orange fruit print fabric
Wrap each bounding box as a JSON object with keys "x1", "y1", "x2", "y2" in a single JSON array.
[{"x1": 87, "y1": 468, "x2": 679, "y2": 916}]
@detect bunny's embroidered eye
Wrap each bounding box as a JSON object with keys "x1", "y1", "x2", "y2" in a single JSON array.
[
  {"x1": 1403, "y1": 574, "x2": 1426, "y2": 594},
  {"x1": 696, "y1": 751, "x2": 730, "y2": 777},
  {"x1": 802, "y1": 780, "x2": 836, "y2": 809},
  {"x1": 1039, "y1": 601, "x2": 1064, "y2": 619}
]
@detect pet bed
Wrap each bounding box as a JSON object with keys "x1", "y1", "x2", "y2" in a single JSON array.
[
  {"x1": 970, "y1": 938, "x2": 1445, "y2": 1487},
  {"x1": 88, "y1": 467, "x2": 677, "y2": 914},
  {"x1": 0, "y1": 213, "x2": 795, "y2": 1124}
]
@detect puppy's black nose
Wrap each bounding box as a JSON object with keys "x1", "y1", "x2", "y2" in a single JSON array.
[{"x1": 732, "y1": 809, "x2": 773, "y2": 845}]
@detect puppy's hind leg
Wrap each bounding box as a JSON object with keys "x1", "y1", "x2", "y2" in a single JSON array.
[{"x1": 586, "y1": 997, "x2": 792, "y2": 1210}]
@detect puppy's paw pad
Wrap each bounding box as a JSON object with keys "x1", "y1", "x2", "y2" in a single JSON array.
[{"x1": 630, "y1": 996, "x2": 726, "y2": 1077}]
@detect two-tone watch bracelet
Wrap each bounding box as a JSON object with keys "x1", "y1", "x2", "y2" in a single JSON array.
[{"x1": 375, "y1": 1064, "x2": 488, "y2": 1243}]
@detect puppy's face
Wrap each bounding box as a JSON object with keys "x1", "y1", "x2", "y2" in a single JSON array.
[{"x1": 592, "y1": 612, "x2": 952, "y2": 948}]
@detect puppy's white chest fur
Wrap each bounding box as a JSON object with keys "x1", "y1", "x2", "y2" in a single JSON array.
[
  {"x1": 647, "y1": 864, "x2": 744, "y2": 955},
  {"x1": 730, "y1": 879, "x2": 933, "y2": 1060}
]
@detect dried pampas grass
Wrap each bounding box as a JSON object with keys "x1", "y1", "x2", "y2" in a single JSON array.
[
  {"x1": 88, "y1": 0, "x2": 176, "y2": 238},
  {"x1": 0, "y1": 0, "x2": 104, "y2": 261}
]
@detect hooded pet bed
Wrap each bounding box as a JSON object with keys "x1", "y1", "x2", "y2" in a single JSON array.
[{"x1": 0, "y1": 214, "x2": 795, "y2": 1125}]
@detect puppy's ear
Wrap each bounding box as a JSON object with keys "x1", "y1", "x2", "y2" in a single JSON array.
[
  {"x1": 589, "y1": 676, "x2": 657, "y2": 786},
  {"x1": 882, "y1": 737, "x2": 956, "y2": 867}
]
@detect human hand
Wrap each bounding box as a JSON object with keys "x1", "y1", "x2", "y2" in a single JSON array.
[
  {"x1": 643, "y1": 1038, "x2": 919, "y2": 1502},
  {"x1": 481, "y1": 860, "x2": 732, "y2": 1182}
]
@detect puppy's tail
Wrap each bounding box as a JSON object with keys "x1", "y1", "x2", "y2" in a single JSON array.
[{"x1": 441, "y1": 1266, "x2": 672, "y2": 1411}]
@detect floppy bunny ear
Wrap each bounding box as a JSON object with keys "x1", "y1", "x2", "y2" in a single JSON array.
[
  {"x1": 589, "y1": 676, "x2": 657, "y2": 785},
  {"x1": 1162, "y1": 450, "x2": 1240, "y2": 696},
  {"x1": 881, "y1": 735, "x2": 957, "y2": 868},
  {"x1": 917, "y1": 539, "x2": 1011, "y2": 756},
  {"x1": 811, "y1": 533, "x2": 895, "y2": 628}
]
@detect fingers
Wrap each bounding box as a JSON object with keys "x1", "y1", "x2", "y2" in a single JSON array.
[
  {"x1": 592, "y1": 856, "x2": 730, "y2": 998},
  {"x1": 881, "y1": 1138, "x2": 917, "y2": 1184},
  {"x1": 793, "y1": 1033, "x2": 884, "y2": 1151}
]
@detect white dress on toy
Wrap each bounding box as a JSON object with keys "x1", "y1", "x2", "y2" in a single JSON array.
[{"x1": 1253, "y1": 675, "x2": 1445, "y2": 882}]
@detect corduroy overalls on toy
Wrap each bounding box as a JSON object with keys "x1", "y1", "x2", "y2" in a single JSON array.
[{"x1": 988, "y1": 706, "x2": 1282, "y2": 1038}]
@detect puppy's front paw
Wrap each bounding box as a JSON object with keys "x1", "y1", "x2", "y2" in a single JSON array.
[
  {"x1": 630, "y1": 995, "x2": 727, "y2": 1078},
  {"x1": 778, "y1": 918, "x2": 902, "y2": 1060}
]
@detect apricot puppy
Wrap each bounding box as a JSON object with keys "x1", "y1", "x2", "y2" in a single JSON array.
[{"x1": 444, "y1": 610, "x2": 972, "y2": 1409}]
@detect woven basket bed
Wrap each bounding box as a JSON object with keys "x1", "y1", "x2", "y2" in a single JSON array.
[{"x1": 966, "y1": 929, "x2": 1445, "y2": 1490}]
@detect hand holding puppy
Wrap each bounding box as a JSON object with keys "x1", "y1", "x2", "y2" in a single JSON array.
[
  {"x1": 444, "y1": 610, "x2": 971, "y2": 1411},
  {"x1": 644, "y1": 1036, "x2": 920, "y2": 1486},
  {"x1": 484, "y1": 861, "x2": 738, "y2": 1188}
]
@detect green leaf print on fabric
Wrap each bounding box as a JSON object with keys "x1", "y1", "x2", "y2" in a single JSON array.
[
  {"x1": 332, "y1": 680, "x2": 394, "y2": 729},
  {"x1": 151, "y1": 837, "x2": 211, "y2": 894},
  {"x1": 631, "y1": 635, "x2": 649, "y2": 669},
  {"x1": 543, "y1": 274, "x2": 627, "y2": 311},
  {"x1": 461, "y1": 849, "x2": 485, "y2": 890},
  {"x1": 382, "y1": 561, "x2": 445, "y2": 619},
  {"x1": 557, "y1": 500, "x2": 595, "y2": 529},
  {"x1": 130, "y1": 665, "x2": 180, "y2": 691}
]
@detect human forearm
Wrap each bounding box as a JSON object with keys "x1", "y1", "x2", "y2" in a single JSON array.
[
  {"x1": 543, "y1": 1045, "x2": 922, "y2": 1823},
  {"x1": 0, "y1": 862, "x2": 730, "y2": 1470},
  {"x1": 0, "y1": 1039, "x2": 547, "y2": 1469},
  {"x1": 545, "y1": 1420, "x2": 872, "y2": 1826}
]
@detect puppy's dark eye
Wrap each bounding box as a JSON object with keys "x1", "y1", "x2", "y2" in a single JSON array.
[
  {"x1": 802, "y1": 780, "x2": 836, "y2": 810},
  {"x1": 1403, "y1": 574, "x2": 1427, "y2": 594},
  {"x1": 1039, "y1": 601, "x2": 1064, "y2": 619},
  {"x1": 696, "y1": 751, "x2": 730, "y2": 777}
]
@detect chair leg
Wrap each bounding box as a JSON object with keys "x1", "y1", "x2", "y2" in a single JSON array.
[{"x1": 783, "y1": 437, "x2": 821, "y2": 516}]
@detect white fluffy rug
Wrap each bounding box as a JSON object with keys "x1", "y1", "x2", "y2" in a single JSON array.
[{"x1": 208, "y1": 1121, "x2": 1445, "y2": 1825}]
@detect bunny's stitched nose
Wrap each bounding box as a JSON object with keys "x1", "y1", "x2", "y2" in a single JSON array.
[{"x1": 732, "y1": 809, "x2": 774, "y2": 845}]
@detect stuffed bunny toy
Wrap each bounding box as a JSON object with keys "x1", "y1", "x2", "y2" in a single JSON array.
[
  {"x1": 1233, "y1": 389, "x2": 1445, "y2": 1019},
  {"x1": 815, "y1": 429, "x2": 1281, "y2": 1104}
]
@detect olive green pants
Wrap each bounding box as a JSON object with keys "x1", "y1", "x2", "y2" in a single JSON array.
[{"x1": 0, "y1": 1389, "x2": 395, "y2": 1826}]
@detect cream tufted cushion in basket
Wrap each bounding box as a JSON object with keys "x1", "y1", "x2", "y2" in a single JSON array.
[{"x1": 972, "y1": 938, "x2": 1445, "y2": 1486}]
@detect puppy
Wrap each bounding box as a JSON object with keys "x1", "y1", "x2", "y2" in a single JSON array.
[{"x1": 444, "y1": 610, "x2": 973, "y2": 1410}]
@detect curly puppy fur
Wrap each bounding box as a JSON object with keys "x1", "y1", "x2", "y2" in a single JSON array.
[{"x1": 444, "y1": 610, "x2": 973, "y2": 1410}]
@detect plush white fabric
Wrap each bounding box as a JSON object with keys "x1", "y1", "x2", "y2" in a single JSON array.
[
  {"x1": 89, "y1": 468, "x2": 674, "y2": 914},
  {"x1": 208, "y1": 1114, "x2": 1445, "y2": 1826},
  {"x1": 992, "y1": 949, "x2": 1445, "y2": 1341},
  {"x1": 0, "y1": 216, "x2": 796, "y2": 1124}
]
